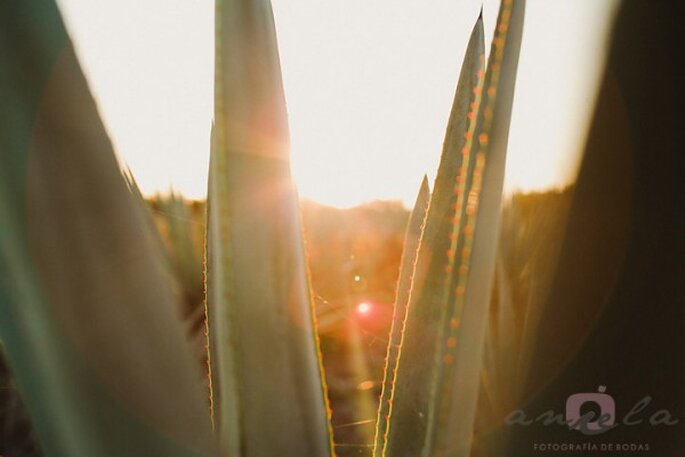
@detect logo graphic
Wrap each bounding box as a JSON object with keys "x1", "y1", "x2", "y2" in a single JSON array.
[
  {"x1": 566, "y1": 385, "x2": 616, "y2": 435},
  {"x1": 504, "y1": 384, "x2": 678, "y2": 437}
]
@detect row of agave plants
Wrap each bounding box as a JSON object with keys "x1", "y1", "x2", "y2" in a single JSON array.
[
  {"x1": 3, "y1": 0, "x2": 644, "y2": 455},
  {"x1": 7, "y1": 0, "x2": 523, "y2": 454}
]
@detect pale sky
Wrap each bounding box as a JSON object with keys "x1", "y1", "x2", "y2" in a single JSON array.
[{"x1": 56, "y1": 0, "x2": 618, "y2": 208}]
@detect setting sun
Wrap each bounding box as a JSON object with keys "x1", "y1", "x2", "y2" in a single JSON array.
[
  {"x1": 56, "y1": 0, "x2": 617, "y2": 208},
  {"x1": 356, "y1": 302, "x2": 371, "y2": 315}
]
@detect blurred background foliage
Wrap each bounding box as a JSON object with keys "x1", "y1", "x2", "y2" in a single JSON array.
[
  {"x1": 1, "y1": 187, "x2": 573, "y2": 456},
  {"x1": 147, "y1": 188, "x2": 569, "y2": 456}
]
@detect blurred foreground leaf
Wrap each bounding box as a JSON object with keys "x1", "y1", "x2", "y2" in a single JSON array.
[
  {"x1": 0, "y1": 1, "x2": 216, "y2": 456},
  {"x1": 207, "y1": 1, "x2": 333, "y2": 456}
]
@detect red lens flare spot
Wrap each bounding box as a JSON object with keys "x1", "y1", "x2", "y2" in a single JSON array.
[{"x1": 356, "y1": 302, "x2": 371, "y2": 315}]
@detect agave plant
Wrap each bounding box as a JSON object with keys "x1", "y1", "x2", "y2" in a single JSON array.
[
  {"x1": 0, "y1": 0, "x2": 524, "y2": 455},
  {"x1": 12, "y1": 0, "x2": 672, "y2": 456},
  {"x1": 374, "y1": 1, "x2": 525, "y2": 456}
]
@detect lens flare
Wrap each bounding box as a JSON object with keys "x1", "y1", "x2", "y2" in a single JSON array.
[{"x1": 356, "y1": 302, "x2": 371, "y2": 315}]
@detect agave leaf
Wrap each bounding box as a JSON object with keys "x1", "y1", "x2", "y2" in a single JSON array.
[
  {"x1": 427, "y1": 1, "x2": 525, "y2": 454},
  {"x1": 0, "y1": 1, "x2": 216, "y2": 456},
  {"x1": 382, "y1": 0, "x2": 526, "y2": 454},
  {"x1": 374, "y1": 176, "x2": 430, "y2": 454},
  {"x1": 377, "y1": 14, "x2": 486, "y2": 457},
  {"x1": 427, "y1": 1, "x2": 525, "y2": 455},
  {"x1": 395, "y1": 176, "x2": 432, "y2": 324},
  {"x1": 207, "y1": 1, "x2": 333, "y2": 456}
]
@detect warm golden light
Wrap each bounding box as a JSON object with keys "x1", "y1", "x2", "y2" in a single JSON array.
[
  {"x1": 356, "y1": 302, "x2": 371, "y2": 315},
  {"x1": 56, "y1": 0, "x2": 617, "y2": 208}
]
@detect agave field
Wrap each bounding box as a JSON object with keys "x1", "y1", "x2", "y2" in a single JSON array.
[{"x1": 2, "y1": 0, "x2": 684, "y2": 456}]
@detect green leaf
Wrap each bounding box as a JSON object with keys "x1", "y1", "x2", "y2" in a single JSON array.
[
  {"x1": 429, "y1": 1, "x2": 526, "y2": 455},
  {"x1": 376, "y1": 14, "x2": 486, "y2": 457},
  {"x1": 381, "y1": 0, "x2": 526, "y2": 454},
  {"x1": 0, "y1": 1, "x2": 216, "y2": 456},
  {"x1": 374, "y1": 175, "x2": 430, "y2": 455},
  {"x1": 207, "y1": 1, "x2": 333, "y2": 456}
]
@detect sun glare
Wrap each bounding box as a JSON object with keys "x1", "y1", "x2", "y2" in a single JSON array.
[
  {"x1": 56, "y1": 0, "x2": 617, "y2": 208},
  {"x1": 356, "y1": 302, "x2": 371, "y2": 315},
  {"x1": 278, "y1": 0, "x2": 617, "y2": 207}
]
